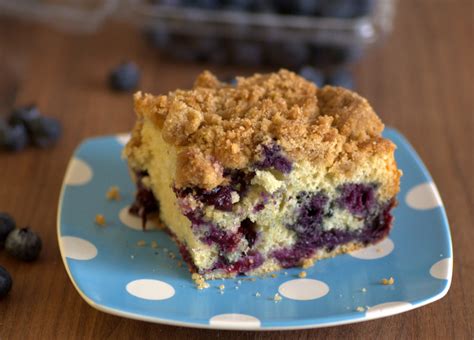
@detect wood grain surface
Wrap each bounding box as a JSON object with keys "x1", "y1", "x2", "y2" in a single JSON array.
[{"x1": 0, "y1": 0, "x2": 472, "y2": 338}]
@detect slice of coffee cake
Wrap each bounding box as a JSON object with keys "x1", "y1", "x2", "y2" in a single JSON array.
[{"x1": 123, "y1": 70, "x2": 401, "y2": 279}]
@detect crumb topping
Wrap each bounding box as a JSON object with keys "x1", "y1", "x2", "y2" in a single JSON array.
[
  {"x1": 127, "y1": 69, "x2": 396, "y2": 191},
  {"x1": 381, "y1": 277, "x2": 395, "y2": 285},
  {"x1": 95, "y1": 214, "x2": 106, "y2": 226},
  {"x1": 298, "y1": 271, "x2": 307, "y2": 278},
  {"x1": 106, "y1": 186, "x2": 121, "y2": 200}
]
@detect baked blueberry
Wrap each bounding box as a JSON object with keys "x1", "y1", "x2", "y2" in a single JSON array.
[
  {"x1": 8, "y1": 105, "x2": 41, "y2": 127},
  {"x1": 28, "y1": 116, "x2": 62, "y2": 148},
  {"x1": 108, "y1": 62, "x2": 140, "y2": 92},
  {"x1": 0, "y1": 212, "x2": 16, "y2": 247},
  {"x1": 0, "y1": 266, "x2": 12, "y2": 299},
  {"x1": 5, "y1": 227, "x2": 42, "y2": 262},
  {"x1": 0, "y1": 120, "x2": 29, "y2": 152}
]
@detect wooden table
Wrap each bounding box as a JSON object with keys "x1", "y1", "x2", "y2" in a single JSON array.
[{"x1": 0, "y1": 0, "x2": 472, "y2": 338}]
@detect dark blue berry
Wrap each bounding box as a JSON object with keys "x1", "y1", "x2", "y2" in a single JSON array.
[
  {"x1": 5, "y1": 227, "x2": 42, "y2": 262},
  {"x1": 319, "y1": 0, "x2": 372, "y2": 18},
  {"x1": 8, "y1": 105, "x2": 41, "y2": 127},
  {"x1": 108, "y1": 62, "x2": 140, "y2": 92},
  {"x1": 299, "y1": 65, "x2": 324, "y2": 87},
  {"x1": 326, "y1": 69, "x2": 354, "y2": 89},
  {"x1": 0, "y1": 212, "x2": 16, "y2": 247},
  {"x1": 143, "y1": 26, "x2": 169, "y2": 49},
  {"x1": 0, "y1": 266, "x2": 12, "y2": 299},
  {"x1": 266, "y1": 41, "x2": 309, "y2": 69},
  {"x1": 0, "y1": 120, "x2": 29, "y2": 152},
  {"x1": 353, "y1": 0, "x2": 375, "y2": 17},
  {"x1": 28, "y1": 116, "x2": 62, "y2": 148},
  {"x1": 231, "y1": 41, "x2": 263, "y2": 66}
]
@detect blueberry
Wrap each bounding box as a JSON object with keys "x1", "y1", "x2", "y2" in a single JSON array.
[
  {"x1": 5, "y1": 227, "x2": 42, "y2": 262},
  {"x1": 266, "y1": 41, "x2": 309, "y2": 69},
  {"x1": 0, "y1": 120, "x2": 29, "y2": 152},
  {"x1": 326, "y1": 69, "x2": 354, "y2": 89},
  {"x1": 28, "y1": 116, "x2": 62, "y2": 148},
  {"x1": 222, "y1": 75, "x2": 237, "y2": 86},
  {"x1": 320, "y1": 0, "x2": 372, "y2": 18},
  {"x1": 231, "y1": 41, "x2": 263, "y2": 66},
  {"x1": 0, "y1": 266, "x2": 12, "y2": 299},
  {"x1": 0, "y1": 212, "x2": 16, "y2": 247},
  {"x1": 299, "y1": 65, "x2": 324, "y2": 87},
  {"x1": 108, "y1": 62, "x2": 140, "y2": 92},
  {"x1": 8, "y1": 105, "x2": 41, "y2": 127},
  {"x1": 143, "y1": 26, "x2": 169, "y2": 49},
  {"x1": 353, "y1": 0, "x2": 375, "y2": 17}
]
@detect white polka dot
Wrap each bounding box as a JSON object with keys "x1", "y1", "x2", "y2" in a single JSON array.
[
  {"x1": 406, "y1": 182, "x2": 443, "y2": 210},
  {"x1": 430, "y1": 258, "x2": 452, "y2": 280},
  {"x1": 209, "y1": 314, "x2": 261, "y2": 329},
  {"x1": 65, "y1": 158, "x2": 93, "y2": 186},
  {"x1": 61, "y1": 236, "x2": 98, "y2": 260},
  {"x1": 116, "y1": 133, "x2": 131, "y2": 146},
  {"x1": 119, "y1": 205, "x2": 157, "y2": 230},
  {"x1": 365, "y1": 301, "x2": 412, "y2": 318},
  {"x1": 279, "y1": 279, "x2": 329, "y2": 300},
  {"x1": 126, "y1": 279, "x2": 175, "y2": 300},
  {"x1": 349, "y1": 238, "x2": 394, "y2": 260}
]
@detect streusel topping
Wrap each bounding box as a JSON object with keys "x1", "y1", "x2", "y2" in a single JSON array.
[{"x1": 129, "y1": 70, "x2": 392, "y2": 190}]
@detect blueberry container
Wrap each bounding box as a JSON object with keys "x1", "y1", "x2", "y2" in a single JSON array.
[{"x1": 128, "y1": 0, "x2": 397, "y2": 69}]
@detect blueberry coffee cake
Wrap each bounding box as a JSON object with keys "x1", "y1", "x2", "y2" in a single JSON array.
[{"x1": 123, "y1": 70, "x2": 401, "y2": 279}]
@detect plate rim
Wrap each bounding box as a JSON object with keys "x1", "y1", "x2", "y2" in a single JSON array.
[{"x1": 57, "y1": 127, "x2": 453, "y2": 331}]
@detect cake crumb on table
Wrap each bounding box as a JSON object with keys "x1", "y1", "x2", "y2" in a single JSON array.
[
  {"x1": 302, "y1": 258, "x2": 314, "y2": 269},
  {"x1": 273, "y1": 293, "x2": 282, "y2": 302},
  {"x1": 218, "y1": 284, "x2": 225, "y2": 291},
  {"x1": 136, "y1": 240, "x2": 146, "y2": 247},
  {"x1": 255, "y1": 292, "x2": 261, "y2": 297},
  {"x1": 381, "y1": 277, "x2": 395, "y2": 285},
  {"x1": 298, "y1": 271, "x2": 307, "y2": 278},
  {"x1": 271, "y1": 274, "x2": 277, "y2": 278},
  {"x1": 361, "y1": 287, "x2": 367, "y2": 293},
  {"x1": 106, "y1": 186, "x2": 120, "y2": 200},
  {"x1": 192, "y1": 273, "x2": 210, "y2": 290},
  {"x1": 95, "y1": 214, "x2": 106, "y2": 226},
  {"x1": 151, "y1": 240, "x2": 158, "y2": 249},
  {"x1": 356, "y1": 306, "x2": 365, "y2": 312}
]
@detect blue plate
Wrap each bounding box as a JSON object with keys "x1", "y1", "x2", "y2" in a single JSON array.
[{"x1": 57, "y1": 128, "x2": 453, "y2": 330}]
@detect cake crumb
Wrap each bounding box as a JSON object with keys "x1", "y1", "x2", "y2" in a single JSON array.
[
  {"x1": 177, "y1": 261, "x2": 183, "y2": 267},
  {"x1": 237, "y1": 280, "x2": 242, "y2": 285},
  {"x1": 302, "y1": 258, "x2": 314, "y2": 269},
  {"x1": 130, "y1": 254, "x2": 135, "y2": 259},
  {"x1": 235, "y1": 286, "x2": 239, "y2": 290},
  {"x1": 381, "y1": 277, "x2": 395, "y2": 285},
  {"x1": 273, "y1": 293, "x2": 282, "y2": 302},
  {"x1": 168, "y1": 252, "x2": 176, "y2": 259},
  {"x1": 137, "y1": 240, "x2": 146, "y2": 247},
  {"x1": 361, "y1": 288, "x2": 367, "y2": 293},
  {"x1": 95, "y1": 214, "x2": 106, "y2": 226},
  {"x1": 106, "y1": 186, "x2": 120, "y2": 200},
  {"x1": 271, "y1": 274, "x2": 277, "y2": 278},
  {"x1": 255, "y1": 292, "x2": 261, "y2": 297},
  {"x1": 192, "y1": 273, "x2": 210, "y2": 290},
  {"x1": 151, "y1": 240, "x2": 158, "y2": 249},
  {"x1": 298, "y1": 271, "x2": 307, "y2": 278},
  {"x1": 218, "y1": 284, "x2": 225, "y2": 291},
  {"x1": 356, "y1": 306, "x2": 365, "y2": 312}
]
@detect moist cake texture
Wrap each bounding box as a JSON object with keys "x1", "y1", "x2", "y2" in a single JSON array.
[{"x1": 123, "y1": 69, "x2": 401, "y2": 279}]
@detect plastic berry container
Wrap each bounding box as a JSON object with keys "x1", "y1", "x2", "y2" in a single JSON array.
[{"x1": 127, "y1": 0, "x2": 397, "y2": 69}]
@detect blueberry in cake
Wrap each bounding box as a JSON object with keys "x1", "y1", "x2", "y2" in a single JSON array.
[{"x1": 123, "y1": 70, "x2": 401, "y2": 279}]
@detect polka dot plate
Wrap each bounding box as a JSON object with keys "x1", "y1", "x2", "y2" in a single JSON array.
[{"x1": 57, "y1": 128, "x2": 452, "y2": 330}]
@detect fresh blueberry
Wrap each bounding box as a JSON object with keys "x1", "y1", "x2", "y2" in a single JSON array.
[
  {"x1": 5, "y1": 227, "x2": 42, "y2": 262},
  {"x1": 0, "y1": 266, "x2": 12, "y2": 299},
  {"x1": 231, "y1": 41, "x2": 263, "y2": 66},
  {"x1": 108, "y1": 62, "x2": 140, "y2": 92},
  {"x1": 299, "y1": 65, "x2": 324, "y2": 87},
  {"x1": 143, "y1": 26, "x2": 169, "y2": 49},
  {"x1": 28, "y1": 116, "x2": 62, "y2": 148},
  {"x1": 319, "y1": 0, "x2": 357, "y2": 18},
  {"x1": 8, "y1": 105, "x2": 41, "y2": 127},
  {"x1": 0, "y1": 212, "x2": 16, "y2": 247},
  {"x1": 0, "y1": 120, "x2": 29, "y2": 152},
  {"x1": 266, "y1": 41, "x2": 309, "y2": 69},
  {"x1": 326, "y1": 69, "x2": 354, "y2": 89}
]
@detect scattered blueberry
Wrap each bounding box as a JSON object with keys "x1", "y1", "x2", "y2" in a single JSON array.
[
  {"x1": 5, "y1": 227, "x2": 42, "y2": 262},
  {"x1": 0, "y1": 120, "x2": 29, "y2": 152},
  {"x1": 8, "y1": 105, "x2": 41, "y2": 127},
  {"x1": 0, "y1": 266, "x2": 12, "y2": 299},
  {"x1": 28, "y1": 116, "x2": 62, "y2": 148},
  {"x1": 143, "y1": 26, "x2": 170, "y2": 49},
  {"x1": 326, "y1": 68, "x2": 354, "y2": 89},
  {"x1": 0, "y1": 212, "x2": 16, "y2": 247},
  {"x1": 299, "y1": 65, "x2": 324, "y2": 87},
  {"x1": 108, "y1": 62, "x2": 140, "y2": 92}
]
